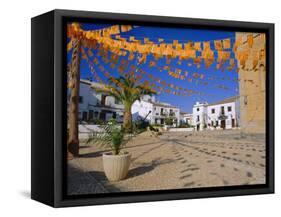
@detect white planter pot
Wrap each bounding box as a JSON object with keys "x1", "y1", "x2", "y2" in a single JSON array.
[{"x1": 102, "y1": 152, "x2": 131, "y2": 181}]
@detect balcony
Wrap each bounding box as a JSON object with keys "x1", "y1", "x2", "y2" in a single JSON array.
[
  {"x1": 169, "y1": 112, "x2": 176, "y2": 117},
  {"x1": 218, "y1": 112, "x2": 228, "y2": 120},
  {"x1": 154, "y1": 112, "x2": 168, "y2": 117}
]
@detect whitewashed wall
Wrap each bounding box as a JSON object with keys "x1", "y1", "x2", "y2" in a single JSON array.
[
  {"x1": 192, "y1": 102, "x2": 208, "y2": 130},
  {"x1": 132, "y1": 100, "x2": 154, "y2": 122}
]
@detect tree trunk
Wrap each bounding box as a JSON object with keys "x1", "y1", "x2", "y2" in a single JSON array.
[
  {"x1": 123, "y1": 105, "x2": 132, "y2": 133},
  {"x1": 67, "y1": 38, "x2": 81, "y2": 159}
]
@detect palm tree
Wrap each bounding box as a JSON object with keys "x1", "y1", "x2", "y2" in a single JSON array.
[{"x1": 93, "y1": 75, "x2": 156, "y2": 133}]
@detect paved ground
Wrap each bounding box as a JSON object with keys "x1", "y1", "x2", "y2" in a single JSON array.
[{"x1": 67, "y1": 130, "x2": 266, "y2": 195}]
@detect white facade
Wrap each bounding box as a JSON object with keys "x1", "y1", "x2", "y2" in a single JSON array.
[
  {"x1": 77, "y1": 80, "x2": 239, "y2": 130},
  {"x1": 77, "y1": 79, "x2": 124, "y2": 123},
  {"x1": 180, "y1": 112, "x2": 193, "y2": 125},
  {"x1": 76, "y1": 79, "x2": 181, "y2": 126},
  {"x1": 132, "y1": 96, "x2": 180, "y2": 126},
  {"x1": 192, "y1": 96, "x2": 240, "y2": 131},
  {"x1": 207, "y1": 101, "x2": 238, "y2": 130},
  {"x1": 192, "y1": 102, "x2": 208, "y2": 131}
]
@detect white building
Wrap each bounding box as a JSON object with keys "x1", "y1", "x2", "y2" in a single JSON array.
[
  {"x1": 132, "y1": 95, "x2": 180, "y2": 126},
  {"x1": 192, "y1": 96, "x2": 240, "y2": 131},
  {"x1": 192, "y1": 101, "x2": 208, "y2": 131},
  {"x1": 180, "y1": 112, "x2": 193, "y2": 126},
  {"x1": 76, "y1": 79, "x2": 181, "y2": 126},
  {"x1": 77, "y1": 79, "x2": 124, "y2": 123}
]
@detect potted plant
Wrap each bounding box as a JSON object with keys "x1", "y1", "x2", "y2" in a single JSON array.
[{"x1": 87, "y1": 119, "x2": 132, "y2": 181}]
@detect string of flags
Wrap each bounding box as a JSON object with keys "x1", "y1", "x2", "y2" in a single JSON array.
[
  {"x1": 67, "y1": 23, "x2": 265, "y2": 71},
  {"x1": 68, "y1": 23, "x2": 266, "y2": 98},
  {"x1": 79, "y1": 42, "x2": 260, "y2": 95},
  {"x1": 90, "y1": 45, "x2": 240, "y2": 96},
  {"x1": 88, "y1": 43, "x2": 239, "y2": 90},
  {"x1": 81, "y1": 46, "x2": 213, "y2": 97},
  {"x1": 67, "y1": 23, "x2": 133, "y2": 40},
  {"x1": 88, "y1": 46, "x2": 206, "y2": 91}
]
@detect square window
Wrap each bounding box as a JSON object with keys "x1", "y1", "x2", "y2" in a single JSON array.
[{"x1": 221, "y1": 106, "x2": 225, "y2": 114}]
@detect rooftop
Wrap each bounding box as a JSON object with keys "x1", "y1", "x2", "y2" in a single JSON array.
[
  {"x1": 80, "y1": 79, "x2": 92, "y2": 85},
  {"x1": 180, "y1": 112, "x2": 192, "y2": 115},
  {"x1": 143, "y1": 100, "x2": 179, "y2": 109},
  {"x1": 80, "y1": 79, "x2": 106, "y2": 89},
  {"x1": 208, "y1": 96, "x2": 239, "y2": 106}
]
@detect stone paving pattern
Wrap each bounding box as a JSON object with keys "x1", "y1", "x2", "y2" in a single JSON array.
[{"x1": 67, "y1": 130, "x2": 265, "y2": 195}]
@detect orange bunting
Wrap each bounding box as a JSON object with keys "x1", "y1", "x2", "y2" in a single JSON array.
[
  {"x1": 233, "y1": 36, "x2": 242, "y2": 52},
  {"x1": 214, "y1": 40, "x2": 223, "y2": 50},
  {"x1": 87, "y1": 49, "x2": 93, "y2": 57},
  {"x1": 121, "y1": 25, "x2": 133, "y2": 32},
  {"x1": 128, "y1": 52, "x2": 135, "y2": 60},
  {"x1": 203, "y1": 41, "x2": 211, "y2": 50},
  {"x1": 67, "y1": 40, "x2": 73, "y2": 52},
  {"x1": 194, "y1": 42, "x2": 202, "y2": 51},
  {"x1": 259, "y1": 49, "x2": 265, "y2": 60},
  {"x1": 227, "y1": 59, "x2": 235, "y2": 71},
  {"x1": 223, "y1": 38, "x2": 231, "y2": 49},
  {"x1": 173, "y1": 40, "x2": 178, "y2": 46},
  {"x1": 247, "y1": 34, "x2": 254, "y2": 48}
]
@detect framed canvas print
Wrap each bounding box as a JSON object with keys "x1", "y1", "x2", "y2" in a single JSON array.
[{"x1": 31, "y1": 9, "x2": 274, "y2": 207}]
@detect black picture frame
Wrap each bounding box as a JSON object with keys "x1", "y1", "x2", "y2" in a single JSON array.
[{"x1": 31, "y1": 9, "x2": 274, "y2": 207}]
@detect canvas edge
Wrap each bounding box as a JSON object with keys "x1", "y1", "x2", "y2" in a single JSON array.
[{"x1": 49, "y1": 9, "x2": 275, "y2": 208}]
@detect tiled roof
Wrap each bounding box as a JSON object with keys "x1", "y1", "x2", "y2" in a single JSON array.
[{"x1": 208, "y1": 96, "x2": 239, "y2": 106}]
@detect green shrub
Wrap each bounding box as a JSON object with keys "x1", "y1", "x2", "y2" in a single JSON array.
[
  {"x1": 164, "y1": 117, "x2": 174, "y2": 126},
  {"x1": 86, "y1": 119, "x2": 131, "y2": 155}
]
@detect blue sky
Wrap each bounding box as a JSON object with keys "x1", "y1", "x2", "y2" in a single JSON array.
[{"x1": 67, "y1": 23, "x2": 239, "y2": 113}]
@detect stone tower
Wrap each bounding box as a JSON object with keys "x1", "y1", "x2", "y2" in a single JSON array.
[{"x1": 236, "y1": 32, "x2": 266, "y2": 134}]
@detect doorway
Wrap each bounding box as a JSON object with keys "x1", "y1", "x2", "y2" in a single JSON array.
[
  {"x1": 221, "y1": 120, "x2": 226, "y2": 129},
  {"x1": 231, "y1": 119, "x2": 235, "y2": 128},
  {"x1": 88, "y1": 110, "x2": 93, "y2": 121},
  {"x1": 99, "y1": 111, "x2": 106, "y2": 121},
  {"x1": 101, "y1": 95, "x2": 107, "y2": 106},
  {"x1": 82, "y1": 111, "x2": 87, "y2": 121}
]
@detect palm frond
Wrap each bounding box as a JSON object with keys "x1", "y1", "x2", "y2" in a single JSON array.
[{"x1": 86, "y1": 122, "x2": 127, "y2": 155}]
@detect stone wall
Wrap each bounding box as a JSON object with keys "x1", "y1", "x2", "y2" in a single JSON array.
[{"x1": 236, "y1": 32, "x2": 266, "y2": 133}]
